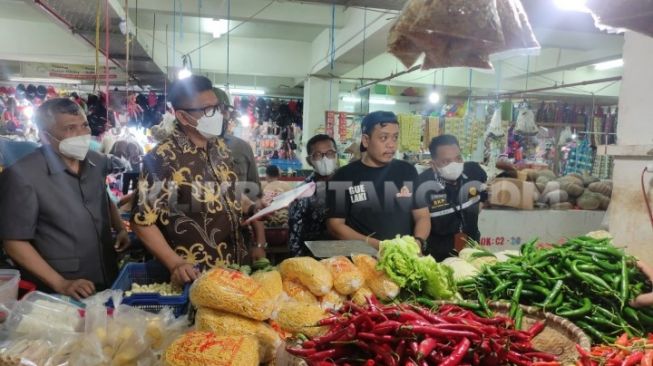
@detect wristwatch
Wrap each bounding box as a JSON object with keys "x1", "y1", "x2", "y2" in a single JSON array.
[
  {"x1": 254, "y1": 242, "x2": 268, "y2": 249},
  {"x1": 415, "y1": 237, "x2": 427, "y2": 251}
]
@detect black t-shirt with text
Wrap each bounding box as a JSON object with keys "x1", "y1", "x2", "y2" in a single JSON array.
[
  {"x1": 416, "y1": 162, "x2": 488, "y2": 261},
  {"x1": 327, "y1": 159, "x2": 419, "y2": 241}
]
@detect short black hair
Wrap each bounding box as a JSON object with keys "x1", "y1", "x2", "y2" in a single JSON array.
[
  {"x1": 307, "y1": 134, "x2": 337, "y2": 156},
  {"x1": 168, "y1": 75, "x2": 213, "y2": 109},
  {"x1": 34, "y1": 98, "x2": 84, "y2": 131},
  {"x1": 266, "y1": 165, "x2": 280, "y2": 178},
  {"x1": 429, "y1": 134, "x2": 460, "y2": 157}
]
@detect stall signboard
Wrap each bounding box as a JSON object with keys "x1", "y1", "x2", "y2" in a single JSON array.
[
  {"x1": 477, "y1": 209, "x2": 605, "y2": 252},
  {"x1": 338, "y1": 112, "x2": 348, "y2": 141},
  {"x1": 21, "y1": 62, "x2": 121, "y2": 80}
]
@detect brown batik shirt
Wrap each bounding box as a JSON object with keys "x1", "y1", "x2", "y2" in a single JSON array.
[{"x1": 132, "y1": 125, "x2": 248, "y2": 269}]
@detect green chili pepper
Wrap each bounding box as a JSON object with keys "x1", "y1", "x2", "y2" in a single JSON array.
[
  {"x1": 523, "y1": 284, "x2": 551, "y2": 298},
  {"x1": 510, "y1": 279, "x2": 524, "y2": 319},
  {"x1": 577, "y1": 263, "x2": 601, "y2": 272},
  {"x1": 557, "y1": 298, "x2": 592, "y2": 318},
  {"x1": 585, "y1": 316, "x2": 621, "y2": 330},
  {"x1": 621, "y1": 256, "x2": 629, "y2": 309},
  {"x1": 612, "y1": 275, "x2": 622, "y2": 292},
  {"x1": 476, "y1": 288, "x2": 493, "y2": 317},
  {"x1": 567, "y1": 259, "x2": 613, "y2": 293},
  {"x1": 546, "y1": 265, "x2": 560, "y2": 278},
  {"x1": 515, "y1": 307, "x2": 524, "y2": 330},
  {"x1": 577, "y1": 320, "x2": 613, "y2": 344},
  {"x1": 485, "y1": 267, "x2": 502, "y2": 287},
  {"x1": 593, "y1": 306, "x2": 618, "y2": 321},
  {"x1": 542, "y1": 280, "x2": 564, "y2": 310},
  {"x1": 623, "y1": 306, "x2": 640, "y2": 324},
  {"x1": 491, "y1": 281, "x2": 512, "y2": 296},
  {"x1": 592, "y1": 257, "x2": 621, "y2": 271},
  {"x1": 637, "y1": 310, "x2": 653, "y2": 326}
]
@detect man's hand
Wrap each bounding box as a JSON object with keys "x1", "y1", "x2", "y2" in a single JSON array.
[
  {"x1": 170, "y1": 262, "x2": 200, "y2": 285},
  {"x1": 251, "y1": 247, "x2": 266, "y2": 261},
  {"x1": 54, "y1": 278, "x2": 96, "y2": 300},
  {"x1": 631, "y1": 260, "x2": 653, "y2": 308},
  {"x1": 114, "y1": 230, "x2": 131, "y2": 252}
]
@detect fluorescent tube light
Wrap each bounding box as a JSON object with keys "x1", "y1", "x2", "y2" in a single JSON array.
[
  {"x1": 9, "y1": 76, "x2": 82, "y2": 84},
  {"x1": 594, "y1": 59, "x2": 624, "y2": 70}
]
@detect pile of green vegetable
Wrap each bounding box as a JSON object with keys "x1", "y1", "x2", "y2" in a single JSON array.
[
  {"x1": 459, "y1": 236, "x2": 653, "y2": 344},
  {"x1": 377, "y1": 235, "x2": 457, "y2": 300}
]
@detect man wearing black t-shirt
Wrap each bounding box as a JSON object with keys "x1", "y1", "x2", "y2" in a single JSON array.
[
  {"x1": 416, "y1": 135, "x2": 488, "y2": 261},
  {"x1": 326, "y1": 111, "x2": 431, "y2": 249}
]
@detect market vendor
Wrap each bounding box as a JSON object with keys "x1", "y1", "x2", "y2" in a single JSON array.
[
  {"x1": 0, "y1": 98, "x2": 129, "y2": 299},
  {"x1": 416, "y1": 134, "x2": 488, "y2": 261},
  {"x1": 131, "y1": 75, "x2": 266, "y2": 285},
  {"x1": 288, "y1": 134, "x2": 339, "y2": 256},
  {"x1": 326, "y1": 111, "x2": 430, "y2": 249}
]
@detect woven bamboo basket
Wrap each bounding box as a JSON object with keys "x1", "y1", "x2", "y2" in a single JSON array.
[
  {"x1": 438, "y1": 300, "x2": 591, "y2": 365},
  {"x1": 276, "y1": 301, "x2": 591, "y2": 365}
]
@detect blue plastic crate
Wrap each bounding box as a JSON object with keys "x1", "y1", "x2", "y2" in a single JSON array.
[{"x1": 111, "y1": 261, "x2": 190, "y2": 317}]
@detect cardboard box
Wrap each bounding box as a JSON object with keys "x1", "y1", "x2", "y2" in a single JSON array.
[{"x1": 489, "y1": 178, "x2": 536, "y2": 210}]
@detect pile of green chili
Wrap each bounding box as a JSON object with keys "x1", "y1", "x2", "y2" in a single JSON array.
[{"x1": 458, "y1": 236, "x2": 653, "y2": 344}]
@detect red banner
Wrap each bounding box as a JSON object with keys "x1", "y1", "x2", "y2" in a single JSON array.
[
  {"x1": 325, "y1": 111, "x2": 335, "y2": 137},
  {"x1": 338, "y1": 112, "x2": 348, "y2": 141}
]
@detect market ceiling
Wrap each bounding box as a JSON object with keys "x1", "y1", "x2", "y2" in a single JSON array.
[{"x1": 0, "y1": 0, "x2": 624, "y2": 97}]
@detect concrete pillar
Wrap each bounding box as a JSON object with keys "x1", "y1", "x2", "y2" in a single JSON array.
[
  {"x1": 301, "y1": 77, "x2": 338, "y2": 166},
  {"x1": 606, "y1": 32, "x2": 653, "y2": 262}
]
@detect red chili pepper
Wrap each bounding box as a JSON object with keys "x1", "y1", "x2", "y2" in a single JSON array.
[
  {"x1": 312, "y1": 323, "x2": 356, "y2": 345},
  {"x1": 410, "y1": 306, "x2": 448, "y2": 324},
  {"x1": 401, "y1": 325, "x2": 480, "y2": 340},
  {"x1": 372, "y1": 320, "x2": 402, "y2": 335},
  {"x1": 396, "y1": 340, "x2": 407, "y2": 363},
  {"x1": 370, "y1": 343, "x2": 396, "y2": 366},
  {"x1": 439, "y1": 338, "x2": 471, "y2": 366},
  {"x1": 527, "y1": 321, "x2": 546, "y2": 338},
  {"x1": 643, "y1": 351, "x2": 653, "y2": 366},
  {"x1": 525, "y1": 352, "x2": 557, "y2": 362},
  {"x1": 622, "y1": 351, "x2": 644, "y2": 366},
  {"x1": 428, "y1": 351, "x2": 444, "y2": 365},
  {"x1": 286, "y1": 346, "x2": 318, "y2": 357},
  {"x1": 302, "y1": 340, "x2": 316, "y2": 349},
  {"x1": 404, "y1": 360, "x2": 418, "y2": 366},
  {"x1": 409, "y1": 341, "x2": 419, "y2": 357},
  {"x1": 576, "y1": 344, "x2": 592, "y2": 359},
  {"x1": 357, "y1": 332, "x2": 394, "y2": 343},
  {"x1": 364, "y1": 360, "x2": 375, "y2": 366},
  {"x1": 317, "y1": 316, "x2": 341, "y2": 326},
  {"x1": 506, "y1": 350, "x2": 533, "y2": 366},
  {"x1": 308, "y1": 348, "x2": 345, "y2": 362},
  {"x1": 431, "y1": 323, "x2": 483, "y2": 334},
  {"x1": 314, "y1": 362, "x2": 335, "y2": 366},
  {"x1": 532, "y1": 362, "x2": 561, "y2": 366},
  {"x1": 616, "y1": 333, "x2": 629, "y2": 346},
  {"x1": 416, "y1": 338, "x2": 438, "y2": 361}
]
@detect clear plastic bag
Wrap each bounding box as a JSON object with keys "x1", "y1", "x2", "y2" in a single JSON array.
[
  {"x1": 515, "y1": 108, "x2": 539, "y2": 136},
  {"x1": 409, "y1": 0, "x2": 504, "y2": 44},
  {"x1": 493, "y1": 0, "x2": 541, "y2": 57},
  {"x1": 486, "y1": 107, "x2": 505, "y2": 138}
]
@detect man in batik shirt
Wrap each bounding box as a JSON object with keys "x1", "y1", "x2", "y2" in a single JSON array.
[{"x1": 132, "y1": 76, "x2": 265, "y2": 284}]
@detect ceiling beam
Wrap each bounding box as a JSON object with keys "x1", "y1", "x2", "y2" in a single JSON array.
[{"x1": 128, "y1": 0, "x2": 346, "y2": 28}]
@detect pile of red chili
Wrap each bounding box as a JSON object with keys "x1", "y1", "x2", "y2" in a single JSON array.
[
  {"x1": 286, "y1": 298, "x2": 558, "y2": 366},
  {"x1": 576, "y1": 333, "x2": 653, "y2": 366}
]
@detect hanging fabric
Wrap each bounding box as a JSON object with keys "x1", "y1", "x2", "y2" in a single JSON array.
[
  {"x1": 515, "y1": 108, "x2": 538, "y2": 136},
  {"x1": 486, "y1": 107, "x2": 504, "y2": 138},
  {"x1": 558, "y1": 126, "x2": 573, "y2": 146}
]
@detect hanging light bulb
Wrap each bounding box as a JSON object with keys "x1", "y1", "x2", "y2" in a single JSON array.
[
  {"x1": 429, "y1": 91, "x2": 440, "y2": 104},
  {"x1": 178, "y1": 68, "x2": 192, "y2": 80}
]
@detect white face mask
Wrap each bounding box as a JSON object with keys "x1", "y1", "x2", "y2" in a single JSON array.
[
  {"x1": 313, "y1": 157, "x2": 337, "y2": 176},
  {"x1": 49, "y1": 133, "x2": 91, "y2": 161},
  {"x1": 195, "y1": 112, "x2": 224, "y2": 139},
  {"x1": 437, "y1": 162, "x2": 464, "y2": 181}
]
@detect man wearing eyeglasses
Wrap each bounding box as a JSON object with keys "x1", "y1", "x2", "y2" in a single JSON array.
[
  {"x1": 287, "y1": 134, "x2": 339, "y2": 256},
  {"x1": 131, "y1": 75, "x2": 265, "y2": 285}
]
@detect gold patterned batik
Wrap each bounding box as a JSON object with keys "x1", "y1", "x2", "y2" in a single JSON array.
[{"x1": 132, "y1": 126, "x2": 247, "y2": 269}]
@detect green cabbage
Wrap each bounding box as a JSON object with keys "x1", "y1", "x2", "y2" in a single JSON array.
[{"x1": 377, "y1": 235, "x2": 456, "y2": 300}]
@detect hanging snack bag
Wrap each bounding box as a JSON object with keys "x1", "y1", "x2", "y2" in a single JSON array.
[
  {"x1": 410, "y1": 0, "x2": 504, "y2": 44},
  {"x1": 321, "y1": 256, "x2": 364, "y2": 295},
  {"x1": 164, "y1": 332, "x2": 259, "y2": 366},
  {"x1": 195, "y1": 307, "x2": 281, "y2": 363},
  {"x1": 282, "y1": 279, "x2": 318, "y2": 305},
  {"x1": 190, "y1": 267, "x2": 275, "y2": 321},
  {"x1": 486, "y1": 107, "x2": 505, "y2": 138},
  {"x1": 493, "y1": 0, "x2": 541, "y2": 55},
  {"x1": 279, "y1": 257, "x2": 333, "y2": 297},
  {"x1": 351, "y1": 254, "x2": 400, "y2": 301}
]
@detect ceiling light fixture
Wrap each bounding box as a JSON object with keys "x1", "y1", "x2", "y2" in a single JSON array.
[
  {"x1": 554, "y1": 0, "x2": 589, "y2": 12},
  {"x1": 177, "y1": 68, "x2": 192, "y2": 80},
  {"x1": 370, "y1": 98, "x2": 396, "y2": 106},
  {"x1": 594, "y1": 58, "x2": 624, "y2": 70},
  {"x1": 239, "y1": 115, "x2": 251, "y2": 127},
  {"x1": 210, "y1": 19, "x2": 229, "y2": 39},
  {"x1": 342, "y1": 96, "x2": 361, "y2": 103},
  {"x1": 429, "y1": 91, "x2": 440, "y2": 104}
]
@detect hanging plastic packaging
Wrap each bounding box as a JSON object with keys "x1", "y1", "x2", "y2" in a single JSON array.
[
  {"x1": 558, "y1": 126, "x2": 573, "y2": 146},
  {"x1": 515, "y1": 108, "x2": 539, "y2": 136},
  {"x1": 585, "y1": 0, "x2": 653, "y2": 37},
  {"x1": 388, "y1": 0, "x2": 541, "y2": 70},
  {"x1": 486, "y1": 108, "x2": 505, "y2": 138}
]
